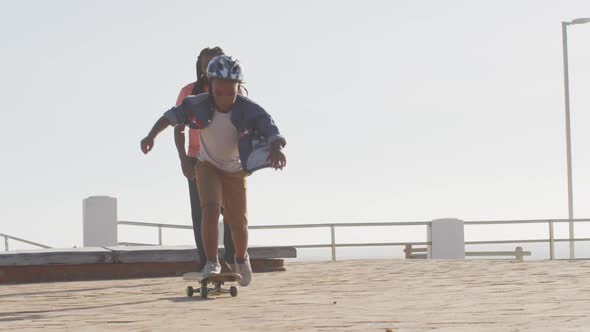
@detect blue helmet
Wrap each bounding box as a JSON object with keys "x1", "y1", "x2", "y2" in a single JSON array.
[{"x1": 207, "y1": 55, "x2": 244, "y2": 83}]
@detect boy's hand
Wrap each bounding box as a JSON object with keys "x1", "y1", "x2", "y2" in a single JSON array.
[
  {"x1": 268, "y1": 142, "x2": 286, "y2": 170},
  {"x1": 141, "y1": 135, "x2": 155, "y2": 154},
  {"x1": 180, "y1": 155, "x2": 196, "y2": 179}
]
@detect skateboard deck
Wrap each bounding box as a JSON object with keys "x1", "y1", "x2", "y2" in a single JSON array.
[{"x1": 183, "y1": 272, "x2": 242, "y2": 299}]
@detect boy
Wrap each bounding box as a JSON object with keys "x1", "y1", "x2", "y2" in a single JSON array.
[
  {"x1": 140, "y1": 55, "x2": 286, "y2": 286},
  {"x1": 174, "y1": 47, "x2": 238, "y2": 271}
]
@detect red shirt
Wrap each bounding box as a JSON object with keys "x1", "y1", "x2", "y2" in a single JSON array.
[{"x1": 176, "y1": 82, "x2": 207, "y2": 157}]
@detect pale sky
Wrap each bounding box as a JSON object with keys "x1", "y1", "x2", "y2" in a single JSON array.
[{"x1": 1, "y1": 0, "x2": 589, "y2": 253}]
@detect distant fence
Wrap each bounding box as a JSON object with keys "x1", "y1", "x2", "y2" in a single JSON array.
[
  {"x1": 118, "y1": 218, "x2": 590, "y2": 261},
  {"x1": 1, "y1": 233, "x2": 52, "y2": 251},
  {"x1": 404, "y1": 244, "x2": 531, "y2": 261},
  {"x1": 6, "y1": 218, "x2": 590, "y2": 259}
]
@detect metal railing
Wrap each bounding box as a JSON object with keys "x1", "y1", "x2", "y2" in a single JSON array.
[
  {"x1": 464, "y1": 218, "x2": 590, "y2": 260},
  {"x1": 118, "y1": 220, "x2": 431, "y2": 261},
  {"x1": 118, "y1": 218, "x2": 590, "y2": 261},
  {"x1": 1, "y1": 233, "x2": 52, "y2": 251},
  {"x1": 466, "y1": 247, "x2": 531, "y2": 261},
  {"x1": 404, "y1": 244, "x2": 532, "y2": 261}
]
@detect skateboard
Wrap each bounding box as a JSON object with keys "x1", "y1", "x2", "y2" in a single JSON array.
[{"x1": 182, "y1": 272, "x2": 242, "y2": 299}]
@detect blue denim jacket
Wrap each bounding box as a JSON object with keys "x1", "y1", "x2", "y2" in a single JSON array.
[{"x1": 164, "y1": 93, "x2": 286, "y2": 174}]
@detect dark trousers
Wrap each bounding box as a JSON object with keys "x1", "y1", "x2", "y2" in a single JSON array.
[{"x1": 188, "y1": 178, "x2": 235, "y2": 264}]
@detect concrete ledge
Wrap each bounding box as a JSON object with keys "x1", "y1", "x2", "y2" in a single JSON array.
[
  {"x1": 0, "y1": 247, "x2": 114, "y2": 266},
  {"x1": 0, "y1": 246, "x2": 297, "y2": 266},
  {"x1": 106, "y1": 245, "x2": 198, "y2": 264},
  {"x1": 244, "y1": 246, "x2": 297, "y2": 260},
  {"x1": 0, "y1": 259, "x2": 286, "y2": 284},
  {"x1": 0, "y1": 246, "x2": 296, "y2": 284},
  {"x1": 107, "y1": 245, "x2": 296, "y2": 264}
]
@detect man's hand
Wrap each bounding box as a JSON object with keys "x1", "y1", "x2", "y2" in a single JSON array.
[
  {"x1": 268, "y1": 142, "x2": 286, "y2": 170},
  {"x1": 180, "y1": 155, "x2": 196, "y2": 180},
  {"x1": 140, "y1": 135, "x2": 155, "y2": 154}
]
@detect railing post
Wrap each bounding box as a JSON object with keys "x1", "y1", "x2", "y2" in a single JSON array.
[
  {"x1": 4, "y1": 235, "x2": 8, "y2": 252},
  {"x1": 405, "y1": 244, "x2": 412, "y2": 259},
  {"x1": 158, "y1": 225, "x2": 163, "y2": 246},
  {"x1": 330, "y1": 224, "x2": 336, "y2": 261},
  {"x1": 549, "y1": 220, "x2": 555, "y2": 260},
  {"x1": 515, "y1": 246, "x2": 524, "y2": 261}
]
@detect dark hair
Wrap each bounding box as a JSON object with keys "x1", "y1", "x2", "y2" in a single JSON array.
[{"x1": 192, "y1": 46, "x2": 224, "y2": 95}]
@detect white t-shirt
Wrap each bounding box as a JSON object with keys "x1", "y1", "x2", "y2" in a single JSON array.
[{"x1": 197, "y1": 110, "x2": 242, "y2": 173}]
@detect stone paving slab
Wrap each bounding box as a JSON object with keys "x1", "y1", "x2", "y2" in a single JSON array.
[{"x1": 1, "y1": 259, "x2": 590, "y2": 331}]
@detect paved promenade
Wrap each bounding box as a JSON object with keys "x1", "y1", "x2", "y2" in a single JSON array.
[{"x1": 2, "y1": 259, "x2": 590, "y2": 331}]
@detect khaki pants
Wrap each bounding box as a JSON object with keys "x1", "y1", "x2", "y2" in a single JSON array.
[{"x1": 195, "y1": 161, "x2": 248, "y2": 232}]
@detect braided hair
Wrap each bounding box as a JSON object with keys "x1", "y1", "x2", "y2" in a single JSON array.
[{"x1": 192, "y1": 46, "x2": 225, "y2": 95}]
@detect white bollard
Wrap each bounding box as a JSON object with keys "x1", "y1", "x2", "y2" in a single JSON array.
[
  {"x1": 427, "y1": 218, "x2": 465, "y2": 259},
  {"x1": 83, "y1": 196, "x2": 118, "y2": 247}
]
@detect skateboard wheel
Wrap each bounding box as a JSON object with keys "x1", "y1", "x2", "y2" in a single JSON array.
[
  {"x1": 201, "y1": 286, "x2": 208, "y2": 299},
  {"x1": 186, "y1": 286, "x2": 194, "y2": 297},
  {"x1": 230, "y1": 286, "x2": 238, "y2": 297}
]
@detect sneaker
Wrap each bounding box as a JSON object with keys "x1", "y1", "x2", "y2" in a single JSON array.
[
  {"x1": 201, "y1": 261, "x2": 221, "y2": 277},
  {"x1": 233, "y1": 254, "x2": 252, "y2": 287}
]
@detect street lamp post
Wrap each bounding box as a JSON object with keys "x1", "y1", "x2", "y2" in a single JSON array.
[{"x1": 561, "y1": 17, "x2": 590, "y2": 259}]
